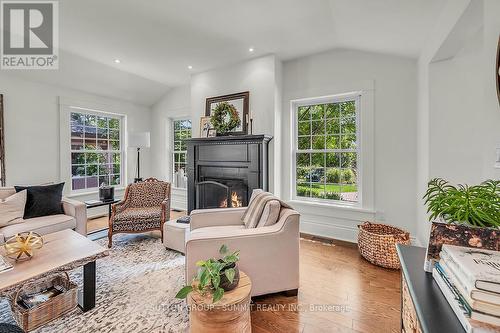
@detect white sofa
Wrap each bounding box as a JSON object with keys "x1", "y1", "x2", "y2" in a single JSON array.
[
  {"x1": 184, "y1": 206, "x2": 300, "y2": 297},
  {"x1": 0, "y1": 187, "x2": 87, "y2": 244}
]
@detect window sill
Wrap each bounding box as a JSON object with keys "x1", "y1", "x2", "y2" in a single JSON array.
[
  {"x1": 289, "y1": 199, "x2": 374, "y2": 214},
  {"x1": 67, "y1": 186, "x2": 126, "y2": 198}
]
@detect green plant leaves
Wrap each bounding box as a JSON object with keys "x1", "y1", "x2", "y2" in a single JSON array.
[
  {"x1": 423, "y1": 178, "x2": 500, "y2": 228},
  {"x1": 212, "y1": 287, "x2": 224, "y2": 303},
  {"x1": 175, "y1": 286, "x2": 193, "y2": 299},
  {"x1": 225, "y1": 268, "x2": 236, "y2": 283},
  {"x1": 219, "y1": 244, "x2": 228, "y2": 255}
]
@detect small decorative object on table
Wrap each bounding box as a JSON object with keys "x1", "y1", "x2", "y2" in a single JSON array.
[
  {"x1": 358, "y1": 222, "x2": 411, "y2": 269},
  {"x1": 4, "y1": 232, "x2": 43, "y2": 262},
  {"x1": 10, "y1": 272, "x2": 77, "y2": 332},
  {"x1": 176, "y1": 245, "x2": 240, "y2": 303},
  {"x1": 422, "y1": 178, "x2": 500, "y2": 272},
  {"x1": 99, "y1": 185, "x2": 114, "y2": 202}
]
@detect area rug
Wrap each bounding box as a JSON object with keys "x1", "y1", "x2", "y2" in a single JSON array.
[{"x1": 1, "y1": 234, "x2": 189, "y2": 333}]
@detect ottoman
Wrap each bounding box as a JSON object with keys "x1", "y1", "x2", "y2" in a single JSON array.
[{"x1": 163, "y1": 219, "x2": 190, "y2": 254}]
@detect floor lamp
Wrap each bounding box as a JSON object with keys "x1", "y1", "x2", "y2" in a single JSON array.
[{"x1": 128, "y1": 132, "x2": 150, "y2": 183}]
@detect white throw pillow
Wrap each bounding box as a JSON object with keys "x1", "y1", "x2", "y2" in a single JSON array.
[
  {"x1": 256, "y1": 199, "x2": 281, "y2": 228},
  {"x1": 0, "y1": 190, "x2": 27, "y2": 227}
]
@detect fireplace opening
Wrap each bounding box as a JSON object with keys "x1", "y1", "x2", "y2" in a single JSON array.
[{"x1": 196, "y1": 178, "x2": 248, "y2": 210}]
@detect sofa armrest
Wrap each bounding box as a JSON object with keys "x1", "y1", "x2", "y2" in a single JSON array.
[
  {"x1": 190, "y1": 207, "x2": 246, "y2": 231},
  {"x1": 161, "y1": 199, "x2": 171, "y2": 222},
  {"x1": 62, "y1": 198, "x2": 87, "y2": 236}
]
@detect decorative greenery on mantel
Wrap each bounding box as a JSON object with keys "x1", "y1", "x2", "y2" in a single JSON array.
[{"x1": 423, "y1": 178, "x2": 500, "y2": 228}]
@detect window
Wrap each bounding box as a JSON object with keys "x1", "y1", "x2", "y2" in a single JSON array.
[
  {"x1": 70, "y1": 111, "x2": 123, "y2": 191},
  {"x1": 172, "y1": 119, "x2": 192, "y2": 188},
  {"x1": 294, "y1": 94, "x2": 360, "y2": 203}
]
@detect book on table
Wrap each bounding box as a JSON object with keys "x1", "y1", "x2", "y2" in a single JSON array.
[
  {"x1": 439, "y1": 255, "x2": 500, "y2": 314},
  {"x1": 433, "y1": 266, "x2": 500, "y2": 333},
  {"x1": 441, "y1": 244, "x2": 500, "y2": 294}
]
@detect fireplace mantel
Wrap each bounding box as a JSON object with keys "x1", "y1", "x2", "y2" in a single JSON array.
[{"x1": 186, "y1": 134, "x2": 273, "y2": 213}]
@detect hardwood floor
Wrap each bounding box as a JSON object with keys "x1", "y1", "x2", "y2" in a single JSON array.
[
  {"x1": 87, "y1": 213, "x2": 401, "y2": 332},
  {"x1": 251, "y1": 237, "x2": 401, "y2": 333}
]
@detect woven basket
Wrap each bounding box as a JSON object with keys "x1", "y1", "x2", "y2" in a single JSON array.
[
  {"x1": 10, "y1": 272, "x2": 77, "y2": 332},
  {"x1": 357, "y1": 222, "x2": 410, "y2": 269}
]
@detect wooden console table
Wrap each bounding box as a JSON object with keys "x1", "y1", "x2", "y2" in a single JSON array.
[
  {"x1": 397, "y1": 244, "x2": 465, "y2": 333},
  {"x1": 188, "y1": 271, "x2": 252, "y2": 333}
]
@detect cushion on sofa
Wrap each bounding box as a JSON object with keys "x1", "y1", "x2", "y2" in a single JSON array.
[
  {"x1": 1, "y1": 214, "x2": 75, "y2": 239},
  {"x1": 0, "y1": 190, "x2": 26, "y2": 228},
  {"x1": 14, "y1": 183, "x2": 65, "y2": 219},
  {"x1": 256, "y1": 199, "x2": 281, "y2": 228}
]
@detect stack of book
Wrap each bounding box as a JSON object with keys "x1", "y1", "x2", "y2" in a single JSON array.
[{"x1": 433, "y1": 244, "x2": 500, "y2": 333}]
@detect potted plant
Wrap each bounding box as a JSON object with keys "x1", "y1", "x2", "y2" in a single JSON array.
[
  {"x1": 422, "y1": 178, "x2": 500, "y2": 271},
  {"x1": 175, "y1": 245, "x2": 240, "y2": 303}
]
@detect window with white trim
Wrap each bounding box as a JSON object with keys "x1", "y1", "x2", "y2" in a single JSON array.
[
  {"x1": 294, "y1": 94, "x2": 360, "y2": 203},
  {"x1": 70, "y1": 111, "x2": 124, "y2": 191},
  {"x1": 172, "y1": 119, "x2": 191, "y2": 188}
]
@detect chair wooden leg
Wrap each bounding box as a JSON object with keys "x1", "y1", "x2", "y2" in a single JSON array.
[{"x1": 107, "y1": 230, "x2": 113, "y2": 248}]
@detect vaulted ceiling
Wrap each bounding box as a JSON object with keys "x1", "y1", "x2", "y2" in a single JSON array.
[{"x1": 3, "y1": 0, "x2": 447, "y2": 105}]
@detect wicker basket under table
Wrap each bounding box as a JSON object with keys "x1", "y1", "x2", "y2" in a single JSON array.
[
  {"x1": 10, "y1": 272, "x2": 78, "y2": 332},
  {"x1": 357, "y1": 222, "x2": 410, "y2": 269}
]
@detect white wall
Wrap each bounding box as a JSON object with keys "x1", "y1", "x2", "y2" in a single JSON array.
[
  {"x1": 282, "y1": 49, "x2": 418, "y2": 243},
  {"x1": 150, "y1": 84, "x2": 191, "y2": 210},
  {"x1": 416, "y1": 0, "x2": 500, "y2": 245},
  {"x1": 0, "y1": 73, "x2": 152, "y2": 213},
  {"x1": 190, "y1": 55, "x2": 282, "y2": 194}
]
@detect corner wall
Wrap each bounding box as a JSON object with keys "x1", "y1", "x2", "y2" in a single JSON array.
[{"x1": 282, "y1": 49, "x2": 419, "y2": 242}]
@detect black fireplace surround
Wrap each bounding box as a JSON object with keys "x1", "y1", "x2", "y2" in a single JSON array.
[{"x1": 186, "y1": 135, "x2": 272, "y2": 213}]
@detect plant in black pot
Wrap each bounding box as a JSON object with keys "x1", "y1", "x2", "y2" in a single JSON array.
[
  {"x1": 422, "y1": 178, "x2": 500, "y2": 271},
  {"x1": 176, "y1": 245, "x2": 240, "y2": 303}
]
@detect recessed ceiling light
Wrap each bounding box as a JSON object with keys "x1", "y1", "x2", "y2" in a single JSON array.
[
  {"x1": 188, "y1": 65, "x2": 193, "y2": 70},
  {"x1": 114, "y1": 59, "x2": 121, "y2": 64},
  {"x1": 249, "y1": 47, "x2": 254, "y2": 52}
]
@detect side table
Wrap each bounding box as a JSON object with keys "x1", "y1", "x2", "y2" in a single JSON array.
[
  {"x1": 188, "y1": 271, "x2": 252, "y2": 333},
  {"x1": 85, "y1": 199, "x2": 120, "y2": 219}
]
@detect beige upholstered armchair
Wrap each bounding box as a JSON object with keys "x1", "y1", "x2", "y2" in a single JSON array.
[
  {"x1": 108, "y1": 178, "x2": 170, "y2": 248},
  {"x1": 185, "y1": 205, "x2": 300, "y2": 297}
]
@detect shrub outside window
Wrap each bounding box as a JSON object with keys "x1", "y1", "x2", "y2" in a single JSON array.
[
  {"x1": 294, "y1": 94, "x2": 360, "y2": 204},
  {"x1": 172, "y1": 119, "x2": 191, "y2": 189},
  {"x1": 70, "y1": 111, "x2": 123, "y2": 191}
]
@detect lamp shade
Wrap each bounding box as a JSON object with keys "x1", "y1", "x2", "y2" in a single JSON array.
[{"x1": 128, "y1": 132, "x2": 150, "y2": 148}]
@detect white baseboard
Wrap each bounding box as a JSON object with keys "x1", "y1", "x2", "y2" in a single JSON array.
[{"x1": 299, "y1": 212, "x2": 420, "y2": 245}]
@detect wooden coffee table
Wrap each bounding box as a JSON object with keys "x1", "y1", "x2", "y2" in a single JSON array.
[
  {"x1": 0, "y1": 229, "x2": 108, "y2": 312},
  {"x1": 188, "y1": 271, "x2": 252, "y2": 333}
]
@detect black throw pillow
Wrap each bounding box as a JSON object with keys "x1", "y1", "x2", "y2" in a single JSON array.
[{"x1": 14, "y1": 183, "x2": 65, "y2": 219}]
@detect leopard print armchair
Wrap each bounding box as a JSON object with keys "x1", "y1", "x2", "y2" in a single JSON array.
[{"x1": 108, "y1": 178, "x2": 171, "y2": 248}]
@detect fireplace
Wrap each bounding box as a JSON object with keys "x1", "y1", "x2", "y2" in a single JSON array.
[
  {"x1": 186, "y1": 135, "x2": 272, "y2": 213},
  {"x1": 196, "y1": 178, "x2": 247, "y2": 209}
]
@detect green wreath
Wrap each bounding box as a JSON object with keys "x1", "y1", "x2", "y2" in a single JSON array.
[{"x1": 210, "y1": 102, "x2": 241, "y2": 135}]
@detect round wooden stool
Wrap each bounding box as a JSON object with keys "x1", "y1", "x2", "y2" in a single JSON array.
[{"x1": 188, "y1": 271, "x2": 252, "y2": 333}]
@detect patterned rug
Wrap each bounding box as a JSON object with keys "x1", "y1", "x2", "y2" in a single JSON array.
[{"x1": 0, "y1": 234, "x2": 189, "y2": 333}]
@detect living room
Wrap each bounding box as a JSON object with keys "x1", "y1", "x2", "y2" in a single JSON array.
[{"x1": 0, "y1": 0, "x2": 499, "y2": 332}]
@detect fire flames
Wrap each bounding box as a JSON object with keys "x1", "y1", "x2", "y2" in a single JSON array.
[{"x1": 219, "y1": 191, "x2": 243, "y2": 208}]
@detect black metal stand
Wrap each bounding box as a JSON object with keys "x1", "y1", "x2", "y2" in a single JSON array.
[
  {"x1": 80, "y1": 261, "x2": 96, "y2": 312},
  {"x1": 134, "y1": 147, "x2": 142, "y2": 183}
]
